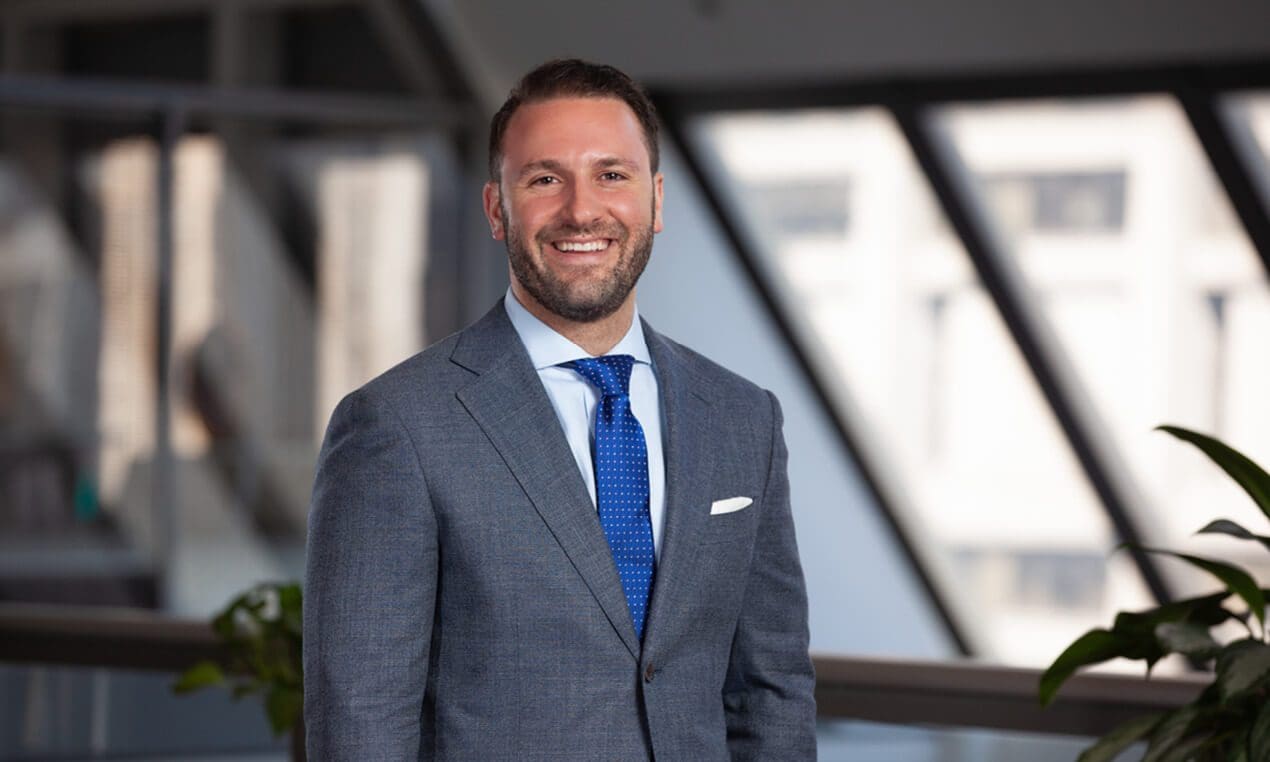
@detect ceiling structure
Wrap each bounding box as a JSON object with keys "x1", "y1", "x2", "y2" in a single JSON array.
[{"x1": 431, "y1": 0, "x2": 1270, "y2": 105}]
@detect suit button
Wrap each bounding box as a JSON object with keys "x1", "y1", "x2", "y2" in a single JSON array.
[{"x1": 643, "y1": 663, "x2": 655, "y2": 683}]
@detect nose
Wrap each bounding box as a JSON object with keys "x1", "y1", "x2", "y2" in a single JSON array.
[{"x1": 561, "y1": 179, "x2": 602, "y2": 227}]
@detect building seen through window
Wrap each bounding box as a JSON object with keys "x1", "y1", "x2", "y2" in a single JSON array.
[
  {"x1": 0, "y1": 124, "x2": 452, "y2": 617},
  {"x1": 696, "y1": 96, "x2": 1270, "y2": 667}
]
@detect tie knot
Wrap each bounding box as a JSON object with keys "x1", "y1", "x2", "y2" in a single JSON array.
[{"x1": 564, "y1": 355, "x2": 636, "y2": 398}]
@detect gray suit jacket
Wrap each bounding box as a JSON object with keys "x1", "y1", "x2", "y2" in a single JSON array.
[{"x1": 304, "y1": 302, "x2": 815, "y2": 760}]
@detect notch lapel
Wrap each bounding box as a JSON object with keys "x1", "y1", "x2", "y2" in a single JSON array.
[
  {"x1": 642, "y1": 325, "x2": 716, "y2": 648},
  {"x1": 452, "y1": 305, "x2": 641, "y2": 660}
]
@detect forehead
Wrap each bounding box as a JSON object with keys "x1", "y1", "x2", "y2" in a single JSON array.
[{"x1": 500, "y1": 96, "x2": 649, "y2": 171}]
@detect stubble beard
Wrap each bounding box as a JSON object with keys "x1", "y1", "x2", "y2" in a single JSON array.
[{"x1": 504, "y1": 205, "x2": 654, "y2": 324}]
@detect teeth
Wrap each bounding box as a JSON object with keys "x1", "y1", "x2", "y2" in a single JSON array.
[{"x1": 555, "y1": 240, "x2": 609, "y2": 252}]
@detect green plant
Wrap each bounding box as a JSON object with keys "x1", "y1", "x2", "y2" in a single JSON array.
[
  {"x1": 174, "y1": 581, "x2": 304, "y2": 736},
  {"x1": 1039, "y1": 426, "x2": 1270, "y2": 761}
]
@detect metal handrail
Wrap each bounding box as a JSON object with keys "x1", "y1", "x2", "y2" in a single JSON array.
[
  {"x1": 813, "y1": 651, "x2": 1202, "y2": 737},
  {"x1": 0, "y1": 602, "x2": 1203, "y2": 739},
  {"x1": 0, "y1": 602, "x2": 221, "y2": 672}
]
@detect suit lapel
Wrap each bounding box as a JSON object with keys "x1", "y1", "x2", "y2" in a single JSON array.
[
  {"x1": 452, "y1": 304, "x2": 642, "y2": 659},
  {"x1": 642, "y1": 324, "x2": 716, "y2": 649}
]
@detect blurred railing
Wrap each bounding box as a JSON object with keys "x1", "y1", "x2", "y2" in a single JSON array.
[
  {"x1": 812, "y1": 650, "x2": 1201, "y2": 736},
  {"x1": 1, "y1": 603, "x2": 220, "y2": 672},
  {"x1": 0, "y1": 602, "x2": 1203, "y2": 741}
]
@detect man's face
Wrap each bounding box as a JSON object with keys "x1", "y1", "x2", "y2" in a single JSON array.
[{"x1": 483, "y1": 97, "x2": 664, "y2": 323}]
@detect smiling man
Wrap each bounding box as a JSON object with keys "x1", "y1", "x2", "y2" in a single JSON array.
[{"x1": 304, "y1": 59, "x2": 816, "y2": 760}]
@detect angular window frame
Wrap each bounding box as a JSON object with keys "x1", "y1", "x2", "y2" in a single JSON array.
[{"x1": 652, "y1": 62, "x2": 1270, "y2": 656}]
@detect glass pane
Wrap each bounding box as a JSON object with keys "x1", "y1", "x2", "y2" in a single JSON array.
[
  {"x1": 0, "y1": 663, "x2": 284, "y2": 759},
  {"x1": 818, "y1": 719, "x2": 1132, "y2": 762},
  {"x1": 692, "y1": 110, "x2": 1155, "y2": 666},
  {"x1": 940, "y1": 96, "x2": 1270, "y2": 619},
  {"x1": 0, "y1": 114, "x2": 160, "y2": 609},
  {"x1": 0, "y1": 106, "x2": 458, "y2": 618},
  {"x1": 167, "y1": 130, "x2": 454, "y2": 616}
]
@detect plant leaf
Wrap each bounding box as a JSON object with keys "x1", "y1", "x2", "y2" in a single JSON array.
[
  {"x1": 1216, "y1": 727, "x2": 1252, "y2": 762},
  {"x1": 1142, "y1": 707, "x2": 1202, "y2": 762},
  {"x1": 1114, "y1": 592, "x2": 1235, "y2": 639},
  {"x1": 212, "y1": 608, "x2": 237, "y2": 640},
  {"x1": 1215, "y1": 639, "x2": 1270, "y2": 702},
  {"x1": 278, "y1": 583, "x2": 303, "y2": 636},
  {"x1": 231, "y1": 680, "x2": 261, "y2": 700},
  {"x1": 1043, "y1": 594, "x2": 1237, "y2": 701},
  {"x1": 265, "y1": 685, "x2": 303, "y2": 735},
  {"x1": 172, "y1": 660, "x2": 225, "y2": 694},
  {"x1": 1249, "y1": 699, "x2": 1270, "y2": 759},
  {"x1": 1189, "y1": 726, "x2": 1248, "y2": 758},
  {"x1": 1076, "y1": 713, "x2": 1161, "y2": 762},
  {"x1": 1157, "y1": 425, "x2": 1270, "y2": 524},
  {"x1": 1039, "y1": 629, "x2": 1132, "y2": 706},
  {"x1": 1151, "y1": 735, "x2": 1210, "y2": 762},
  {"x1": 1155, "y1": 621, "x2": 1222, "y2": 661},
  {"x1": 1197, "y1": 519, "x2": 1270, "y2": 554},
  {"x1": 1142, "y1": 704, "x2": 1230, "y2": 762},
  {"x1": 1132, "y1": 547, "x2": 1265, "y2": 632},
  {"x1": 1109, "y1": 591, "x2": 1236, "y2": 668}
]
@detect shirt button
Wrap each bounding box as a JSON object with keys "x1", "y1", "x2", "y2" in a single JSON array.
[{"x1": 643, "y1": 663, "x2": 655, "y2": 683}]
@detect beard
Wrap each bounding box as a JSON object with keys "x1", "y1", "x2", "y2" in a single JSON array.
[{"x1": 504, "y1": 207, "x2": 654, "y2": 324}]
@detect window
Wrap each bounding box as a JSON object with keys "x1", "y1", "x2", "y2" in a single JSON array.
[
  {"x1": 0, "y1": 120, "x2": 459, "y2": 617},
  {"x1": 979, "y1": 171, "x2": 1127, "y2": 235},
  {"x1": 941, "y1": 95, "x2": 1270, "y2": 610},
  {"x1": 742, "y1": 179, "x2": 851, "y2": 240},
  {"x1": 693, "y1": 107, "x2": 1156, "y2": 666}
]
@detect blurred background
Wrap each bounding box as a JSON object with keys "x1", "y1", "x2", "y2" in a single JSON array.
[{"x1": 1, "y1": 0, "x2": 1269, "y2": 759}]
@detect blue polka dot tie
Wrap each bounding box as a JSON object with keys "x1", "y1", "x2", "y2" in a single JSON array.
[{"x1": 564, "y1": 355, "x2": 655, "y2": 640}]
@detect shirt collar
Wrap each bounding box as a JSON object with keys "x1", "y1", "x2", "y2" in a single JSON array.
[{"x1": 504, "y1": 288, "x2": 652, "y2": 370}]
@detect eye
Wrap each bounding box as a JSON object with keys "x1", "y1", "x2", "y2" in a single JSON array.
[
  {"x1": 530, "y1": 175, "x2": 560, "y2": 186},
  {"x1": 600, "y1": 171, "x2": 628, "y2": 182}
]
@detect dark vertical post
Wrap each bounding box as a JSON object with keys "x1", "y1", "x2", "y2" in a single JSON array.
[
  {"x1": 455, "y1": 128, "x2": 507, "y2": 328},
  {"x1": 154, "y1": 103, "x2": 185, "y2": 609}
]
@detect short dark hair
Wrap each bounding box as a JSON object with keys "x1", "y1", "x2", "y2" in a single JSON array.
[{"x1": 488, "y1": 58, "x2": 660, "y2": 182}]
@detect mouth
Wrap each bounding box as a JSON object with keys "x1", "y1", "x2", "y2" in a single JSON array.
[{"x1": 551, "y1": 238, "x2": 613, "y2": 254}]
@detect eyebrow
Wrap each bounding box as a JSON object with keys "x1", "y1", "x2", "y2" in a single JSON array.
[
  {"x1": 594, "y1": 157, "x2": 639, "y2": 170},
  {"x1": 516, "y1": 156, "x2": 640, "y2": 180}
]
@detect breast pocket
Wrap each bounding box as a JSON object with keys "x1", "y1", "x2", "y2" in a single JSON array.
[{"x1": 700, "y1": 499, "x2": 759, "y2": 547}]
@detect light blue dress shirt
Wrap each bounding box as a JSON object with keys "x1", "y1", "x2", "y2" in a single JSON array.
[{"x1": 503, "y1": 290, "x2": 666, "y2": 558}]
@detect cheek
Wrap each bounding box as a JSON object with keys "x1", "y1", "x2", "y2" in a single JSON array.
[
  {"x1": 615, "y1": 196, "x2": 655, "y2": 227},
  {"x1": 509, "y1": 198, "x2": 559, "y2": 234}
]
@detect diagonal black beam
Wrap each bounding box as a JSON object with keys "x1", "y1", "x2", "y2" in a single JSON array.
[
  {"x1": 153, "y1": 104, "x2": 185, "y2": 608},
  {"x1": 389, "y1": 0, "x2": 478, "y2": 103},
  {"x1": 1177, "y1": 89, "x2": 1270, "y2": 281},
  {"x1": 891, "y1": 103, "x2": 1175, "y2": 607},
  {"x1": 654, "y1": 96, "x2": 975, "y2": 657}
]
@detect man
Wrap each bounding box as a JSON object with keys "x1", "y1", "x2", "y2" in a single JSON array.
[{"x1": 304, "y1": 59, "x2": 815, "y2": 760}]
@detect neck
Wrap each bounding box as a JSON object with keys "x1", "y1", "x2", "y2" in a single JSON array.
[{"x1": 510, "y1": 282, "x2": 636, "y2": 356}]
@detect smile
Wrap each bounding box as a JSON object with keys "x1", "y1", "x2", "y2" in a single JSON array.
[{"x1": 553, "y1": 239, "x2": 611, "y2": 253}]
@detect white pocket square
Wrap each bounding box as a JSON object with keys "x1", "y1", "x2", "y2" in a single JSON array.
[{"x1": 710, "y1": 496, "x2": 752, "y2": 515}]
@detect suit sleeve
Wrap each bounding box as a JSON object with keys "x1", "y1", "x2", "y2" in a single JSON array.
[
  {"x1": 304, "y1": 387, "x2": 438, "y2": 760},
  {"x1": 722, "y1": 391, "x2": 817, "y2": 759}
]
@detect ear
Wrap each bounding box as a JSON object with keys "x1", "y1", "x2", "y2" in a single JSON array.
[
  {"x1": 652, "y1": 172, "x2": 665, "y2": 234},
  {"x1": 482, "y1": 181, "x2": 505, "y2": 240}
]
